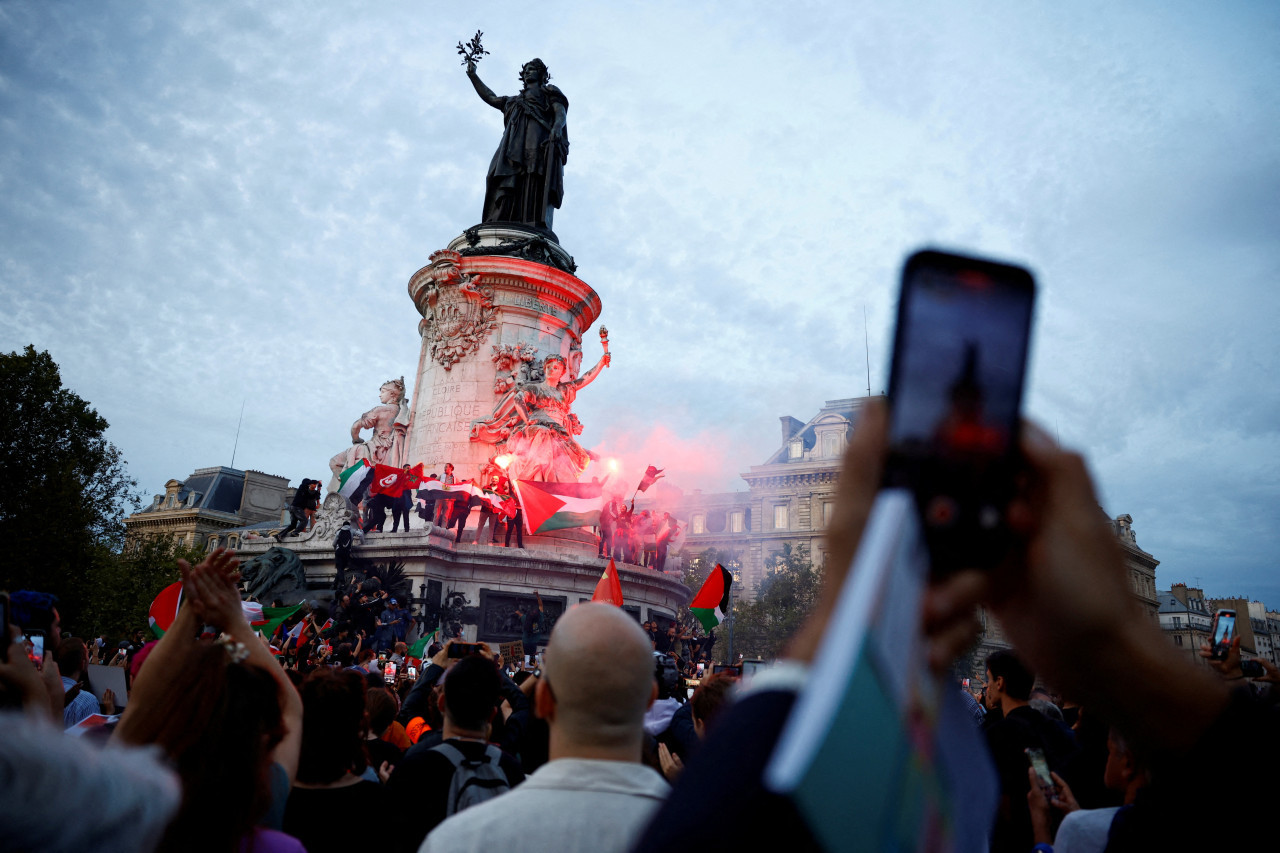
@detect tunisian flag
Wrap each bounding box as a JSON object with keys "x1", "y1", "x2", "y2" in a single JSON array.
[
  {"x1": 591, "y1": 558, "x2": 625, "y2": 607},
  {"x1": 369, "y1": 463, "x2": 425, "y2": 498}
]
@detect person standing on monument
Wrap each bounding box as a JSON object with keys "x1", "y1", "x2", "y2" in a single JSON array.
[
  {"x1": 434, "y1": 463, "x2": 456, "y2": 528},
  {"x1": 466, "y1": 57, "x2": 568, "y2": 232}
]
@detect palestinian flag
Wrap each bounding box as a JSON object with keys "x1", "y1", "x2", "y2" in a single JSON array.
[
  {"x1": 591, "y1": 558, "x2": 624, "y2": 607},
  {"x1": 148, "y1": 581, "x2": 184, "y2": 638},
  {"x1": 513, "y1": 479, "x2": 604, "y2": 535},
  {"x1": 690, "y1": 563, "x2": 733, "y2": 633},
  {"x1": 337, "y1": 459, "x2": 374, "y2": 502},
  {"x1": 636, "y1": 465, "x2": 665, "y2": 493},
  {"x1": 408, "y1": 629, "x2": 438, "y2": 659},
  {"x1": 474, "y1": 486, "x2": 518, "y2": 519},
  {"x1": 254, "y1": 605, "x2": 304, "y2": 641}
]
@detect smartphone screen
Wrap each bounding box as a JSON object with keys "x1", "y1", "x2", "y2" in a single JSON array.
[
  {"x1": 1211, "y1": 610, "x2": 1236, "y2": 659},
  {"x1": 24, "y1": 631, "x2": 45, "y2": 668},
  {"x1": 383, "y1": 662, "x2": 397, "y2": 683},
  {"x1": 1026, "y1": 747, "x2": 1052, "y2": 788},
  {"x1": 886, "y1": 249, "x2": 1036, "y2": 572}
]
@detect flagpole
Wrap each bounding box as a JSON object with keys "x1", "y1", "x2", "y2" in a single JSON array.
[{"x1": 726, "y1": 578, "x2": 735, "y2": 666}]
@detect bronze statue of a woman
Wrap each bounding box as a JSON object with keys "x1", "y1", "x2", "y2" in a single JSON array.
[{"x1": 466, "y1": 57, "x2": 568, "y2": 232}]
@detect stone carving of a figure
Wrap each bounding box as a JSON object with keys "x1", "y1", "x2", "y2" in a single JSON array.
[
  {"x1": 471, "y1": 351, "x2": 609, "y2": 482},
  {"x1": 466, "y1": 57, "x2": 568, "y2": 231},
  {"x1": 328, "y1": 378, "x2": 410, "y2": 492}
]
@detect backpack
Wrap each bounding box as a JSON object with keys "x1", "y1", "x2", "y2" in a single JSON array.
[{"x1": 432, "y1": 742, "x2": 511, "y2": 816}]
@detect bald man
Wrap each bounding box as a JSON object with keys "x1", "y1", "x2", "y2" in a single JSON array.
[{"x1": 421, "y1": 603, "x2": 668, "y2": 853}]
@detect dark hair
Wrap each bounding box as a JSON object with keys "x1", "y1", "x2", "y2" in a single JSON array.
[
  {"x1": 366, "y1": 686, "x2": 398, "y2": 737},
  {"x1": 55, "y1": 637, "x2": 87, "y2": 677},
  {"x1": 987, "y1": 649, "x2": 1035, "y2": 701},
  {"x1": 120, "y1": 642, "x2": 284, "y2": 853},
  {"x1": 297, "y1": 669, "x2": 368, "y2": 785},
  {"x1": 690, "y1": 673, "x2": 733, "y2": 732},
  {"x1": 442, "y1": 655, "x2": 500, "y2": 731}
]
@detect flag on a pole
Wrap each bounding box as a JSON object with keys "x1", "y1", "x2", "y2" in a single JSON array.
[
  {"x1": 636, "y1": 465, "x2": 665, "y2": 493},
  {"x1": 591, "y1": 558, "x2": 625, "y2": 607},
  {"x1": 337, "y1": 459, "x2": 375, "y2": 503},
  {"x1": 148, "y1": 581, "x2": 184, "y2": 638},
  {"x1": 408, "y1": 629, "x2": 438, "y2": 659},
  {"x1": 242, "y1": 601, "x2": 266, "y2": 626},
  {"x1": 254, "y1": 605, "x2": 304, "y2": 641},
  {"x1": 512, "y1": 479, "x2": 604, "y2": 534},
  {"x1": 691, "y1": 563, "x2": 733, "y2": 633}
]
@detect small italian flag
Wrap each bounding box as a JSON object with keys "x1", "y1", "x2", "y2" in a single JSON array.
[
  {"x1": 690, "y1": 563, "x2": 733, "y2": 633},
  {"x1": 513, "y1": 479, "x2": 604, "y2": 534},
  {"x1": 591, "y1": 558, "x2": 625, "y2": 607}
]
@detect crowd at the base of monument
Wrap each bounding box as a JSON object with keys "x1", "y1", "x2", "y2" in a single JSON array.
[{"x1": 4, "y1": 416, "x2": 1279, "y2": 853}]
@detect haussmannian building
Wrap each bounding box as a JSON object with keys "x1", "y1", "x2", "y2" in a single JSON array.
[{"x1": 125, "y1": 466, "x2": 292, "y2": 552}]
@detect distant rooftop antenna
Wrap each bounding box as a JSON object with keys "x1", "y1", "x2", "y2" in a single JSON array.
[
  {"x1": 230, "y1": 399, "x2": 246, "y2": 469},
  {"x1": 863, "y1": 305, "x2": 871, "y2": 398}
]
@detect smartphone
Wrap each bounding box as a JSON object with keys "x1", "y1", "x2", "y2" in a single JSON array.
[
  {"x1": 1026, "y1": 747, "x2": 1053, "y2": 791},
  {"x1": 711, "y1": 664, "x2": 742, "y2": 678},
  {"x1": 1210, "y1": 609, "x2": 1236, "y2": 661},
  {"x1": 1240, "y1": 660, "x2": 1264, "y2": 678},
  {"x1": 383, "y1": 662, "x2": 398, "y2": 683},
  {"x1": 406, "y1": 665, "x2": 418, "y2": 680},
  {"x1": 885, "y1": 249, "x2": 1037, "y2": 574},
  {"x1": 448, "y1": 641, "x2": 480, "y2": 658},
  {"x1": 24, "y1": 630, "x2": 46, "y2": 669}
]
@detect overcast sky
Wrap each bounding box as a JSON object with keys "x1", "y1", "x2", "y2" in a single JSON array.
[{"x1": 2, "y1": 1, "x2": 1277, "y2": 604}]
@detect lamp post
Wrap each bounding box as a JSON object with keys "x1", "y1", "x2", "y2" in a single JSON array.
[{"x1": 727, "y1": 558, "x2": 741, "y2": 664}]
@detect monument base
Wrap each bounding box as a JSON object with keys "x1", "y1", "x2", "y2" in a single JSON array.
[{"x1": 233, "y1": 520, "x2": 690, "y2": 644}]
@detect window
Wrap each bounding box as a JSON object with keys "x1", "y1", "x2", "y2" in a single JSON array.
[
  {"x1": 821, "y1": 502, "x2": 834, "y2": 528},
  {"x1": 692, "y1": 514, "x2": 705, "y2": 535},
  {"x1": 788, "y1": 438, "x2": 804, "y2": 460},
  {"x1": 822, "y1": 433, "x2": 840, "y2": 458},
  {"x1": 774, "y1": 504, "x2": 788, "y2": 530},
  {"x1": 1174, "y1": 635, "x2": 1183, "y2": 646},
  {"x1": 731, "y1": 511, "x2": 744, "y2": 533},
  {"x1": 1173, "y1": 617, "x2": 1182, "y2": 627}
]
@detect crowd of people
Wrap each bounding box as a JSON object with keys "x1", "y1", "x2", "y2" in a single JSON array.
[
  {"x1": 4, "y1": 401, "x2": 1279, "y2": 852},
  {"x1": 597, "y1": 500, "x2": 681, "y2": 573}
]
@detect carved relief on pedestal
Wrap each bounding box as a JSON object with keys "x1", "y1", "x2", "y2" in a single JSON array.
[
  {"x1": 491, "y1": 342, "x2": 540, "y2": 396},
  {"x1": 410, "y1": 250, "x2": 500, "y2": 370}
]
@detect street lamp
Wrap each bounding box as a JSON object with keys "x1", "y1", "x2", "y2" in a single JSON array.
[{"x1": 727, "y1": 558, "x2": 742, "y2": 664}]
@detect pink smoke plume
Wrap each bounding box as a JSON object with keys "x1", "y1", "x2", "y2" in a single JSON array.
[{"x1": 586, "y1": 423, "x2": 753, "y2": 502}]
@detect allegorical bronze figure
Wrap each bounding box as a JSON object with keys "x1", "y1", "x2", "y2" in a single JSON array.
[{"x1": 465, "y1": 54, "x2": 568, "y2": 233}]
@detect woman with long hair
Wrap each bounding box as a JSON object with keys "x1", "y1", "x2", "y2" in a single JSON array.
[{"x1": 114, "y1": 549, "x2": 304, "y2": 853}]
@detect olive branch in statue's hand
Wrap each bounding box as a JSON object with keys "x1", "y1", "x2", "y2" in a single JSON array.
[{"x1": 457, "y1": 30, "x2": 489, "y2": 66}]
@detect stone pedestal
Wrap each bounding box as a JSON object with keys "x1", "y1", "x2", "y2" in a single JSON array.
[{"x1": 404, "y1": 226, "x2": 601, "y2": 481}]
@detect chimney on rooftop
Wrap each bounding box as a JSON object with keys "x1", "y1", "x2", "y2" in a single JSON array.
[{"x1": 780, "y1": 416, "x2": 804, "y2": 445}]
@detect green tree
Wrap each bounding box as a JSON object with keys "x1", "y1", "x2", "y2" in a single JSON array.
[
  {"x1": 78, "y1": 538, "x2": 207, "y2": 640},
  {"x1": 0, "y1": 346, "x2": 141, "y2": 631},
  {"x1": 731, "y1": 543, "x2": 823, "y2": 661}
]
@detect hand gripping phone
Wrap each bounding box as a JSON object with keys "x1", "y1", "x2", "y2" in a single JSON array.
[{"x1": 884, "y1": 249, "x2": 1037, "y2": 574}]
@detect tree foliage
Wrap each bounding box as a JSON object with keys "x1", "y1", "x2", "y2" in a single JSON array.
[
  {"x1": 80, "y1": 538, "x2": 207, "y2": 640},
  {"x1": 0, "y1": 346, "x2": 141, "y2": 632},
  {"x1": 731, "y1": 543, "x2": 823, "y2": 661}
]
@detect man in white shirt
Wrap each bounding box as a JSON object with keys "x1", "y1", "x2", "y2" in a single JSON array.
[{"x1": 421, "y1": 603, "x2": 667, "y2": 853}]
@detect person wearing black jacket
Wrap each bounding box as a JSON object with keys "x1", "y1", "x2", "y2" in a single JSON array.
[{"x1": 276, "y1": 478, "x2": 316, "y2": 540}]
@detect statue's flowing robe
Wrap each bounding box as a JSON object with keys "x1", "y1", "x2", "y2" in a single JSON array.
[{"x1": 483, "y1": 85, "x2": 569, "y2": 229}]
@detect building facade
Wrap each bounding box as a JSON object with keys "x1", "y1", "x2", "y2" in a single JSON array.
[
  {"x1": 125, "y1": 466, "x2": 291, "y2": 551},
  {"x1": 668, "y1": 396, "x2": 875, "y2": 597}
]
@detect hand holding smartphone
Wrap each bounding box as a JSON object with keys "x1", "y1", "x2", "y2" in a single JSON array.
[
  {"x1": 1210, "y1": 609, "x2": 1236, "y2": 662},
  {"x1": 885, "y1": 249, "x2": 1037, "y2": 574}
]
